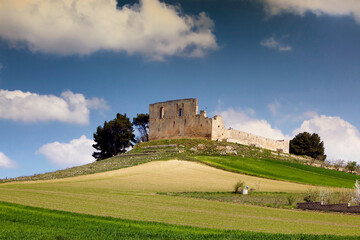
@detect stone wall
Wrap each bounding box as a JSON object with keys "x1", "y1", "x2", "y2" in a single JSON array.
[
  {"x1": 149, "y1": 98, "x2": 212, "y2": 140},
  {"x1": 149, "y1": 98, "x2": 289, "y2": 153},
  {"x1": 224, "y1": 129, "x2": 289, "y2": 153},
  {"x1": 297, "y1": 202, "x2": 360, "y2": 213}
]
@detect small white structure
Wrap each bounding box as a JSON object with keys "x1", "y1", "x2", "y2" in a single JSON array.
[{"x1": 242, "y1": 186, "x2": 249, "y2": 195}]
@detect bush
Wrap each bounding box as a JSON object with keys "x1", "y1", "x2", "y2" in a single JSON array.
[
  {"x1": 286, "y1": 194, "x2": 296, "y2": 206},
  {"x1": 304, "y1": 188, "x2": 320, "y2": 202},
  {"x1": 234, "y1": 180, "x2": 245, "y2": 194},
  {"x1": 338, "y1": 188, "x2": 353, "y2": 204}
]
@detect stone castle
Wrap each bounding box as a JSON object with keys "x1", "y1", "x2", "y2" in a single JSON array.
[{"x1": 149, "y1": 98, "x2": 289, "y2": 153}]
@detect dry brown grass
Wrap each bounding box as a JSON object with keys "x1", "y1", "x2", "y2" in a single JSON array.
[{"x1": 5, "y1": 160, "x2": 310, "y2": 193}]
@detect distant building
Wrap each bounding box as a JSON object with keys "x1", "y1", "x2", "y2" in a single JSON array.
[{"x1": 149, "y1": 98, "x2": 289, "y2": 153}]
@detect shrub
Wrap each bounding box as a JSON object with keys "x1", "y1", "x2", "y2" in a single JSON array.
[
  {"x1": 304, "y1": 188, "x2": 320, "y2": 202},
  {"x1": 338, "y1": 188, "x2": 353, "y2": 204},
  {"x1": 234, "y1": 180, "x2": 245, "y2": 194},
  {"x1": 286, "y1": 194, "x2": 296, "y2": 206},
  {"x1": 345, "y1": 161, "x2": 357, "y2": 173}
]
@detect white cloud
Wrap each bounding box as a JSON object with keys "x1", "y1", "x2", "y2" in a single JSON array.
[
  {"x1": 86, "y1": 97, "x2": 110, "y2": 111},
  {"x1": 0, "y1": 89, "x2": 108, "y2": 124},
  {"x1": 36, "y1": 135, "x2": 95, "y2": 168},
  {"x1": 262, "y1": 0, "x2": 360, "y2": 23},
  {"x1": 215, "y1": 107, "x2": 287, "y2": 140},
  {"x1": 0, "y1": 0, "x2": 217, "y2": 60},
  {"x1": 260, "y1": 36, "x2": 292, "y2": 51},
  {"x1": 0, "y1": 152, "x2": 17, "y2": 168},
  {"x1": 268, "y1": 99, "x2": 281, "y2": 116},
  {"x1": 293, "y1": 115, "x2": 360, "y2": 163}
]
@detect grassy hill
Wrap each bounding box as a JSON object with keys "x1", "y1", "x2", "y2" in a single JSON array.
[
  {"x1": 1, "y1": 139, "x2": 360, "y2": 238},
  {"x1": 1, "y1": 160, "x2": 360, "y2": 236},
  {"x1": 2, "y1": 138, "x2": 358, "y2": 189}
]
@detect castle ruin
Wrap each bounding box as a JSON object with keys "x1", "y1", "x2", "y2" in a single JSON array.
[{"x1": 149, "y1": 98, "x2": 289, "y2": 153}]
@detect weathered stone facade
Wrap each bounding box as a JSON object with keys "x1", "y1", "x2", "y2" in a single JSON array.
[{"x1": 149, "y1": 98, "x2": 289, "y2": 153}]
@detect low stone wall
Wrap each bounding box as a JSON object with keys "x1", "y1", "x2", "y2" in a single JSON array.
[{"x1": 297, "y1": 202, "x2": 360, "y2": 213}]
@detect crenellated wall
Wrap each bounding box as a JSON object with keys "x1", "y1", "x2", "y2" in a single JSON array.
[{"x1": 149, "y1": 98, "x2": 289, "y2": 153}]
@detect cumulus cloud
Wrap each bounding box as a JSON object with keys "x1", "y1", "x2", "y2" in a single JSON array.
[
  {"x1": 0, "y1": 0, "x2": 217, "y2": 60},
  {"x1": 215, "y1": 107, "x2": 287, "y2": 140},
  {"x1": 293, "y1": 115, "x2": 360, "y2": 163},
  {"x1": 260, "y1": 36, "x2": 292, "y2": 51},
  {"x1": 0, "y1": 152, "x2": 17, "y2": 168},
  {"x1": 0, "y1": 89, "x2": 108, "y2": 124},
  {"x1": 36, "y1": 135, "x2": 95, "y2": 168},
  {"x1": 262, "y1": 0, "x2": 360, "y2": 23}
]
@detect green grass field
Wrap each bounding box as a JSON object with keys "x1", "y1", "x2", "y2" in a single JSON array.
[
  {"x1": 1, "y1": 139, "x2": 360, "y2": 238},
  {"x1": 194, "y1": 156, "x2": 359, "y2": 188},
  {"x1": 2, "y1": 201, "x2": 357, "y2": 240},
  {"x1": 1, "y1": 160, "x2": 360, "y2": 236}
]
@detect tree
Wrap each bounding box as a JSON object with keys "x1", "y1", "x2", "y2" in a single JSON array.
[
  {"x1": 133, "y1": 113, "x2": 149, "y2": 142},
  {"x1": 345, "y1": 161, "x2": 357, "y2": 173},
  {"x1": 290, "y1": 132, "x2": 326, "y2": 160},
  {"x1": 333, "y1": 159, "x2": 345, "y2": 171},
  {"x1": 92, "y1": 113, "x2": 135, "y2": 161}
]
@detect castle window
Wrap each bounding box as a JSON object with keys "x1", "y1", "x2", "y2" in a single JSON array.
[
  {"x1": 179, "y1": 108, "x2": 183, "y2": 117},
  {"x1": 160, "y1": 107, "x2": 164, "y2": 119}
]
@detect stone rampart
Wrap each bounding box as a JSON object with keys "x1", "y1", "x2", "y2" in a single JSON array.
[
  {"x1": 224, "y1": 129, "x2": 289, "y2": 153},
  {"x1": 149, "y1": 98, "x2": 289, "y2": 153}
]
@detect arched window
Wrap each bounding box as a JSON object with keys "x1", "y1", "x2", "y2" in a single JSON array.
[
  {"x1": 160, "y1": 107, "x2": 164, "y2": 119},
  {"x1": 179, "y1": 108, "x2": 183, "y2": 117}
]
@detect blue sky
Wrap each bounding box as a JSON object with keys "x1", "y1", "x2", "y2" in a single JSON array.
[{"x1": 1, "y1": 0, "x2": 360, "y2": 178}]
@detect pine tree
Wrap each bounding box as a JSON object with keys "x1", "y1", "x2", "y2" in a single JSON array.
[
  {"x1": 133, "y1": 113, "x2": 149, "y2": 142},
  {"x1": 92, "y1": 113, "x2": 135, "y2": 161},
  {"x1": 290, "y1": 132, "x2": 326, "y2": 160}
]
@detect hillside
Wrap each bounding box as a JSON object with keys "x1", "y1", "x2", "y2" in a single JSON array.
[
  {"x1": 1, "y1": 140, "x2": 360, "y2": 237},
  {"x1": 2, "y1": 139, "x2": 358, "y2": 189},
  {"x1": 1, "y1": 160, "x2": 360, "y2": 236}
]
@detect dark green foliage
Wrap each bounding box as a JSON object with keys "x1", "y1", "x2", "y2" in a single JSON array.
[
  {"x1": 0, "y1": 201, "x2": 356, "y2": 240},
  {"x1": 290, "y1": 132, "x2": 326, "y2": 160},
  {"x1": 133, "y1": 113, "x2": 149, "y2": 142},
  {"x1": 346, "y1": 161, "x2": 358, "y2": 173},
  {"x1": 92, "y1": 113, "x2": 135, "y2": 161}
]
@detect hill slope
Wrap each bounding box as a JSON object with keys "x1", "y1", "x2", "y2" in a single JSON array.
[
  {"x1": 1, "y1": 160, "x2": 360, "y2": 236},
  {"x1": 2, "y1": 139, "x2": 358, "y2": 189}
]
